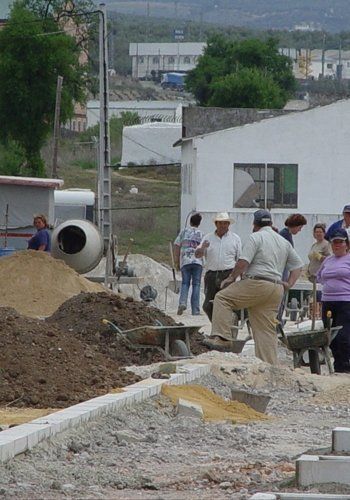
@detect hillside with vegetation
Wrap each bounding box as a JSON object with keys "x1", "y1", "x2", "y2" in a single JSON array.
[{"x1": 103, "y1": 0, "x2": 350, "y2": 33}]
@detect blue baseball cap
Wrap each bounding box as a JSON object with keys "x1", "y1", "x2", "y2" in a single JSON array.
[
  {"x1": 253, "y1": 209, "x2": 272, "y2": 225},
  {"x1": 330, "y1": 228, "x2": 349, "y2": 242},
  {"x1": 343, "y1": 205, "x2": 350, "y2": 213}
]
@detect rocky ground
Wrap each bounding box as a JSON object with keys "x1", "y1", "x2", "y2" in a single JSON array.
[{"x1": 1, "y1": 355, "x2": 350, "y2": 499}]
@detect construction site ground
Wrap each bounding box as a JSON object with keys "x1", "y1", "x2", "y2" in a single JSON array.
[{"x1": 1, "y1": 251, "x2": 350, "y2": 498}]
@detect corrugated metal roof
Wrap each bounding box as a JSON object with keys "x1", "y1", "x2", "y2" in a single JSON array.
[
  {"x1": 87, "y1": 99, "x2": 189, "y2": 110},
  {"x1": 129, "y1": 42, "x2": 206, "y2": 56}
]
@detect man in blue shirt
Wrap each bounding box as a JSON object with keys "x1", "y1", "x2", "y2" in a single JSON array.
[
  {"x1": 27, "y1": 215, "x2": 51, "y2": 252},
  {"x1": 326, "y1": 204, "x2": 350, "y2": 240}
]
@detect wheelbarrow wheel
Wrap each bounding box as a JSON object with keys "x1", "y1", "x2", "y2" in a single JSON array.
[
  {"x1": 309, "y1": 349, "x2": 321, "y2": 375},
  {"x1": 171, "y1": 339, "x2": 190, "y2": 357}
]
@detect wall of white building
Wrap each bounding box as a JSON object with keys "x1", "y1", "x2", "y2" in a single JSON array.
[{"x1": 180, "y1": 100, "x2": 350, "y2": 260}]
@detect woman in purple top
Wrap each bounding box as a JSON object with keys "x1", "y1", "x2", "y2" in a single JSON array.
[{"x1": 317, "y1": 228, "x2": 350, "y2": 372}]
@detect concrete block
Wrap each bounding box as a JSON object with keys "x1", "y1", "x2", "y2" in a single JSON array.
[
  {"x1": 296, "y1": 454, "x2": 350, "y2": 486},
  {"x1": 0, "y1": 436, "x2": 15, "y2": 462},
  {"x1": 333, "y1": 427, "x2": 350, "y2": 452},
  {"x1": 249, "y1": 495, "x2": 276, "y2": 500},
  {"x1": 231, "y1": 388, "x2": 271, "y2": 413},
  {"x1": 177, "y1": 398, "x2": 203, "y2": 419},
  {"x1": 250, "y1": 494, "x2": 350, "y2": 499}
]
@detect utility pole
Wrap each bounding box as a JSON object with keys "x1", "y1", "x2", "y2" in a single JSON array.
[
  {"x1": 98, "y1": 3, "x2": 112, "y2": 249},
  {"x1": 51, "y1": 75, "x2": 63, "y2": 179},
  {"x1": 321, "y1": 33, "x2": 326, "y2": 78}
]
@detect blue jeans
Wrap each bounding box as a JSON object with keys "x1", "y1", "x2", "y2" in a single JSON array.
[{"x1": 179, "y1": 264, "x2": 203, "y2": 315}]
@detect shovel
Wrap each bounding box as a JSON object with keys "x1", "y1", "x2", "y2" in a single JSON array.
[{"x1": 168, "y1": 241, "x2": 180, "y2": 294}]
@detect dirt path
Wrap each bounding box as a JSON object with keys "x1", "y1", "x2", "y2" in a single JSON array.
[{"x1": 113, "y1": 171, "x2": 179, "y2": 185}]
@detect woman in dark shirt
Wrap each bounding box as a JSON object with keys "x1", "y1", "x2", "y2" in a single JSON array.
[
  {"x1": 280, "y1": 213, "x2": 307, "y2": 247},
  {"x1": 27, "y1": 215, "x2": 51, "y2": 252}
]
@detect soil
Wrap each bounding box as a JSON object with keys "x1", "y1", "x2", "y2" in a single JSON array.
[
  {"x1": 0, "y1": 293, "x2": 209, "y2": 409},
  {"x1": 46, "y1": 292, "x2": 209, "y2": 363},
  {"x1": 0, "y1": 307, "x2": 140, "y2": 408},
  {"x1": 0, "y1": 251, "x2": 103, "y2": 318}
]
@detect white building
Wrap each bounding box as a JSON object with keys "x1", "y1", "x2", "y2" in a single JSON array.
[
  {"x1": 87, "y1": 99, "x2": 191, "y2": 128},
  {"x1": 177, "y1": 100, "x2": 350, "y2": 261},
  {"x1": 121, "y1": 122, "x2": 181, "y2": 166},
  {"x1": 280, "y1": 48, "x2": 350, "y2": 80},
  {"x1": 129, "y1": 42, "x2": 206, "y2": 79}
]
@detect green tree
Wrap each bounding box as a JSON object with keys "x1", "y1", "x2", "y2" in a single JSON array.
[
  {"x1": 208, "y1": 67, "x2": 285, "y2": 108},
  {"x1": 0, "y1": 2, "x2": 86, "y2": 176},
  {"x1": 186, "y1": 35, "x2": 296, "y2": 108}
]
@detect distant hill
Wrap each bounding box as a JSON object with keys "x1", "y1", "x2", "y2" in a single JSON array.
[{"x1": 101, "y1": 0, "x2": 350, "y2": 33}]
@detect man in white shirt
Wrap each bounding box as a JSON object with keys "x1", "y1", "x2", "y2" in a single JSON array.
[
  {"x1": 195, "y1": 212, "x2": 241, "y2": 321},
  {"x1": 204, "y1": 209, "x2": 303, "y2": 365}
]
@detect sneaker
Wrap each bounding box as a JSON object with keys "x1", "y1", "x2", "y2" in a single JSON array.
[{"x1": 177, "y1": 305, "x2": 186, "y2": 315}]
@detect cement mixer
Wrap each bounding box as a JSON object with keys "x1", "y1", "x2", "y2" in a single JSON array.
[{"x1": 51, "y1": 219, "x2": 103, "y2": 274}]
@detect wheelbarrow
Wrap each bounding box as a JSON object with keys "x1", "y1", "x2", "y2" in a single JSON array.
[
  {"x1": 279, "y1": 310, "x2": 342, "y2": 375},
  {"x1": 102, "y1": 319, "x2": 202, "y2": 360}
]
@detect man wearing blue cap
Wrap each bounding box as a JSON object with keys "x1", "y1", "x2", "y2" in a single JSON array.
[
  {"x1": 204, "y1": 209, "x2": 303, "y2": 365},
  {"x1": 326, "y1": 204, "x2": 350, "y2": 240}
]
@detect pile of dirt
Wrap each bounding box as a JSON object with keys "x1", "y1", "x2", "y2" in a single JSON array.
[
  {"x1": 0, "y1": 251, "x2": 103, "y2": 318},
  {"x1": 0, "y1": 307, "x2": 139, "y2": 408},
  {"x1": 46, "y1": 292, "x2": 209, "y2": 363},
  {"x1": 0, "y1": 293, "x2": 209, "y2": 409}
]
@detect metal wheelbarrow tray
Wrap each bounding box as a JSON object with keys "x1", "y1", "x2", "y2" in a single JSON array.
[
  {"x1": 104, "y1": 321, "x2": 203, "y2": 361},
  {"x1": 281, "y1": 325, "x2": 342, "y2": 375}
]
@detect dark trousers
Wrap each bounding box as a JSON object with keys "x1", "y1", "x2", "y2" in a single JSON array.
[
  {"x1": 322, "y1": 301, "x2": 350, "y2": 372},
  {"x1": 203, "y1": 269, "x2": 232, "y2": 321}
]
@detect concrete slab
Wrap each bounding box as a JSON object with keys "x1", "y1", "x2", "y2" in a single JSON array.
[
  {"x1": 333, "y1": 427, "x2": 350, "y2": 453},
  {"x1": 251, "y1": 494, "x2": 350, "y2": 499},
  {"x1": 296, "y1": 454, "x2": 350, "y2": 486},
  {"x1": 177, "y1": 398, "x2": 204, "y2": 419}
]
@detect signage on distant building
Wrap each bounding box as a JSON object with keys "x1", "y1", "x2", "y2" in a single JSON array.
[{"x1": 173, "y1": 29, "x2": 184, "y2": 41}]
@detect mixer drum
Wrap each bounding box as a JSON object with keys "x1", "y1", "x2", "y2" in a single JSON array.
[{"x1": 51, "y1": 219, "x2": 103, "y2": 274}]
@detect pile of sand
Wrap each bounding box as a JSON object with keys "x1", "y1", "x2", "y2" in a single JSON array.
[
  {"x1": 0, "y1": 250, "x2": 103, "y2": 317},
  {"x1": 162, "y1": 384, "x2": 268, "y2": 423}
]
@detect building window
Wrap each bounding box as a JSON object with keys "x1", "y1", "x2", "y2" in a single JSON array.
[
  {"x1": 182, "y1": 163, "x2": 192, "y2": 194},
  {"x1": 233, "y1": 163, "x2": 298, "y2": 209},
  {"x1": 138, "y1": 56, "x2": 144, "y2": 63},
  {"x1": 168, "y1": 56, "x2": 175, "y2": 64},
  {"x1": 152, "y1": 56, "x2": 159, "y2": 64},
  {"x1": 184, "y1": 56, "x2": 191, "y2": 64},
  {"x1": 327, "y1": 63, "x2": 333, "y2": 69},
  {"x1": 347, "y1": 62, "x2": 350, "y2": 68}
]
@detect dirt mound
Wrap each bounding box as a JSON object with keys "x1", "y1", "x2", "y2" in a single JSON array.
[
  {"x1": 0, "y1": 251, "x2": 103, "y2": 318},
  {"x1": 0, "y1": 293, "x2": 208, "y2": 409},
  {"x1": 0, "y1": 307, "x2": 139, "y2": 408},
  {"x1": 47, "y1": 292, "x2": 209, "y2": 363}
]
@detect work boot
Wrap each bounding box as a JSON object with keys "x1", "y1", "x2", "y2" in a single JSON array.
[
  {"x1": 202, "y1": 336, "x2": 233, "y2": 352},
  {"x1": 177, "y1": 305, "x2": 186, "y2": 315}
]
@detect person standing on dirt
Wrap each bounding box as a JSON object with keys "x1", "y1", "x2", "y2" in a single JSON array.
[
  {"x1": 195, "y1": 212, "x2": 242, "y2": 321},
  {"x1": 27, "y1": 215, "x2": 51, "y2": 252},
  {"x1": 278, "y1": 213, "x2": 307, "y2": 323},
  {"x1": 174, "y1": 213, "x2": 203, "y2": 316},
  {"x1": 317, "y1": 228, "x2": 350, "y2": 373},
  {"x1": 204, "y1": 209, "x2": 303, "y2": 365},
  {"x1": 326, "y1": 204, "x2": 350, "y2": 240}
]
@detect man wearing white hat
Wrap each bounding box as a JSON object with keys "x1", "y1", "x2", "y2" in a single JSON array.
[
  {"x1": 195, "y1": 212, "x2": 242, "y2": 321},
  {"x1": 204, "y1": 209, "x2": 303, "y2": 365}
]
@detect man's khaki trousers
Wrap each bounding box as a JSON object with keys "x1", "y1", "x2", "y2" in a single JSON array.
[{"x1": 211, "y1": 279, "x2": 284, "y2": 365}]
